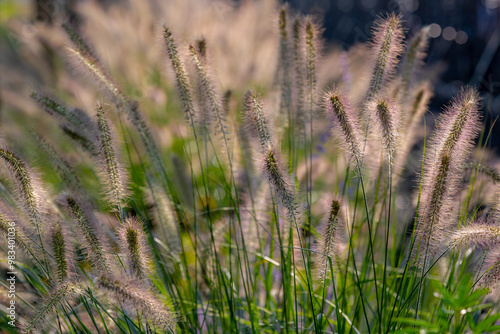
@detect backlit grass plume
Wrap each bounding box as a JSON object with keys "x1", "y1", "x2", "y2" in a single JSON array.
[
  {"x1": 96, "y1": 103, "x2": 128, "y2": 209},
  {"x1": 63, "y1": 195, "x2": 110, "y2": 273},
  {"x1": 367, "y1": 13, "x2": 405, "y2": 100},
  {"x1": 413, "y1": 87, "x2": 482, "y2": 267},
  {"x1": 164, "y1": 27, "x2": 196, "y2": 125},
  {"x1": 49, "y1": 221, "x2": 69, "y2": 283},
  {"x1": 65, "y1": 24, "x2": 160, "y2": 173},
  {"x1": 372, "y1": 97, "x2": 399, "y2": 163},
  {"x1": 449, "y1": 220, "x2": 500, "y2": 250},
  {"x1": 0, "y1": 148, "x2": 43, "y2": 227},
  {"x1": 189, "y1": 43, "x2": 229, "y2": 140},
  {"x1": 118, "y1": 216, "x2": 152, "y2": 283},
  {"x1": 314, "y1": 196, "x2": 345, "y2": 283},
  {"x1": 98, "y1": 276, "x2": 177, "y2": 332},
  {"x1": 22, "y1": 283, "x2": 83, "y2": 333},
  {"x1": 324, "y1": 89, "x2": 363, "y2": 165},
  {"x1": 400, "y1": 26, "x2": 430, "y2": 104}
]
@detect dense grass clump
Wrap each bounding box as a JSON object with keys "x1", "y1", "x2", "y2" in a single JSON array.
[{"x1": 1, "y1": 1, "x2": 500, "y2": 333}]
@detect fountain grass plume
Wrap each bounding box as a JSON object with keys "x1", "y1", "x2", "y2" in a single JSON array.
[
  {"x1": 314, "y1": 196, "x2": 345, "y2": 283},
  {"x1": 149, "y1": 185, "x2": 181, "y2": 255},
  {"x1": 98, "y1": 275, "x2": 177, "y2": 332},
  {"x1": 60, "y1": 125, "x2": 98, "y2": 156},
  {"x1": 31, "y1": 130, "x2": 82, "y2": 190},
  {"x1": 277, "y1": 6, "x2": 292, "y2": 126},
  {"x1": 292, "y1": 17, "x2": 305, "y2": 126},
  {"x1": 413, "y1": 87, "x2": 482, "y2": 267},
  {"x1": 449, "y1": 220, "x2": 500, "y2": 250},
  {"x1": 96, "y1": 103, "x2": 128, "y2": 209},
  {"x1": 372, "y1": 96, "x2": 399, "y2": 163},
  {"x1": 65, "y1": 24, "x2": 160, "y2": 171},
  {"x1": 304, "y1": 17, "x2": 320, "y2": 118},
  {"x1": 367, "y1": 13, "x2": 405, "y2": 101},
  {"x1": 189, "y1": 43, "x2": 228, "y2": 139},
  {"x1": 63, "y1": 195, "x2": 111, "y2": 274},
  {"x1": 31, "y1": 92, "x2": 92, "y2": 130},
  {"x1": 22, "y1": 283, "x2": 83, "y2": 333},
  {"x1": 412, "y1": 152, "x2": 453, "y2": 268},
  {"x1": 119, "y1": 216, "x2": 153, "y2": 284},
  {"x1": 50, "y1": 221, "x2": 69, "y2": 283},
  {"x1": 324, "y1": 89, "x2": 363, "y2": 165},
  {"x1": 0, "y1": 206, "x2": 36, "y2": 259},
  {"x1": 0, "y1": 148, "x2": 43, "y2": 229},
  {"x1": 400, "y1": 26, "x2": 430, "y2": 104},
  {"x1": 397, "y1": 82, "x2": 433, "y2": 173},
  {"x1": 244, "y1": 90, "x2": 273, "y2": 152},
  {"x1": 480, "y1": 249, "x2": 500, "y2": 289},
  {"x1": 164, "y1": 26, "x2": 196, "y2": 125}
]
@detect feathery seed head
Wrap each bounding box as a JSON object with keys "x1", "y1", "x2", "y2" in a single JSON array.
[
  {"x1": 118, "y1": 217, "x2": 153, "y2": 283},
  {"x1": 480, "y1": 250, "x2": 500, "y2": 289},
  {"x1": 324, "y1": 90, "x2": 363, "y2": 165},
  {"x1": 96, "y1": 103, "x2": 128, "y2": 209},
  {"x1": 435, "y1": 87, "x2": 481, "y2": 158},
  {"x1": 244, "y1": 90, "x2": 273, "y2": 151},
  {"x1": 279, "y1": 7, "x2": 287, "y2": 39},
  {"x1": 63, "y1": 195, "x2": 110, "y2": 274},
  {"x1": 61, "y1": 125, "x2": 98, "y2": 156},
  {"x1": 368, "y1": 13, "x2": 405, "y2": 99},
  {"x1": 189, "y1": 42, "x2": 228, "y2": 138},
  {"x1": 413, "y1": 152, "x2": 453, "y2": 267},
  {"x1": 400, "y1": 26, "x2": 430, "y2": 102},
  {"x1": 23, "y1": 283, "x2": 83, "y2": 332},
  {"x1": 98, "y1": 276, "x2": 177, "y2": 332},
  {"x1": 164, "y1": 26, "x2": 196, "y2": 124},
  {"x1": 0, "y1": 148, "x2": 42, "y2": 227},
  {"x1": 50, "y1": 221, "x2": 69, "y2": 283},
  {"x1": 314, "y1": 196, "x2": 345, "y2": 282},
  {"x1": 449, "y1": 220, "x2": 500, "y2": 250},
  {"x1": 373, "y1": 97, "x2": 398, "y2": 161}
]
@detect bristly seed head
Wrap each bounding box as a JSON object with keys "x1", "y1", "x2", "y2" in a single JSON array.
[
  {"x1": 324, "y1": 90, "x2": 363, "y2": 165},
  {"x1": 96, "y1": 103, "x2": 128, "y2": 209},
  {"x1": 314, "y1": 197, "x2": 345, "y2": 283},
  {"x1": 244, "y1": 90, "x2": 273, "y2": 151},
  {"x1": 50, "y1": 221, "x2": 69, "y2": 283},
  {"x1": 368, "y1": 13, "x2": 405, "y2": 100},
  {"x1": 119, "y1": 217, "x2": 152, "y2": 284}
]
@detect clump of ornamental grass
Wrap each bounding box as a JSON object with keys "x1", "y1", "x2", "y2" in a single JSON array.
[{"x1": 2, "y1": 2, "x2": 500, "y2": 333}]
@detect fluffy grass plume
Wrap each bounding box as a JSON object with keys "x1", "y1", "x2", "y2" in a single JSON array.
[
  {"x1": 63, "y1": 195, "x2": 110, "y2": 273},
  {"x1": 367, "y1": 13, "x2": 405, "y2": 100},
  {"x1": 98, "y1": 276, "x2": 177, "y2": 332},
  {"x1": 96, "y1": 103, "x2": 128, "y2": 209},
  {"x1": 49, "y1": 221, "x2": 69, "y2": 283},
  {"x1": 314, "y1": 196, "x2": 345, "y2": 283},
  {"x1": 324, "y1": 89, "x2": 363, "y2": 165},
  {"x1": 22, "y1": 283, "x2": 83, "y2": 333},
  {"x1": 118, "y1": 216, "x2": 153, "y2": 283},
  {"x1": 413, "y1": 88, "x2": 482, "y2": 267}
]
